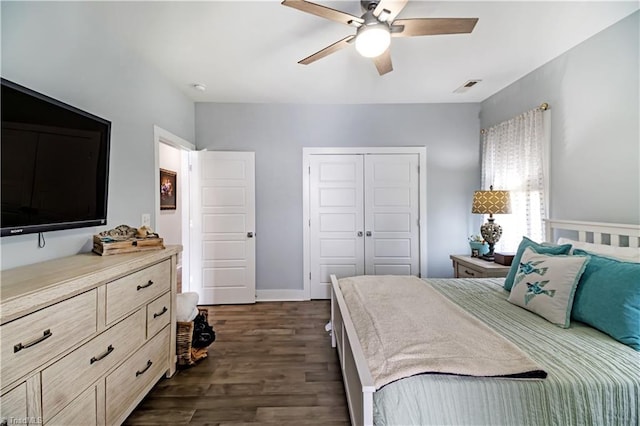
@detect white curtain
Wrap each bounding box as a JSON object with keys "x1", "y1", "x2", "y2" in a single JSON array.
[{"x1": 481, "y1": 108, "x2": 547, "y2": 251}]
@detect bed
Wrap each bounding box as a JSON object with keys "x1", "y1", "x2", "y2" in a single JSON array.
[{"x1": 330, "y1": 219, "x2": 640, "y2": 425}]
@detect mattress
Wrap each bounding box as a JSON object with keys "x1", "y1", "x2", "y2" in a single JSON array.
[{"x1": 373, "y1": 278, "x2": 640, "y2": 426}]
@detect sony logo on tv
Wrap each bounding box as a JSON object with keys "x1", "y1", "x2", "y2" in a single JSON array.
[{"x1": 10, "y1": 229, "x2": 24, "y2": 234}]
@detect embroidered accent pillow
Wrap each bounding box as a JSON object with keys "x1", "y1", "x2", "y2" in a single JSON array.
[
  {"x1": 508, "y1": 247, "x2": 589, "y2": 328},
  {"x1": 504, "y1": 237, "x2": 573, "y2": 291}
]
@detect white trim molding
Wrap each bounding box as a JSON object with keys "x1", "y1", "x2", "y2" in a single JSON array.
[
  {"x1": 256, "y1": 289, "x2": 307, "y2": 302},
  {"x1": 153, "y1": 125, "x2": 195, "y2": 292}
]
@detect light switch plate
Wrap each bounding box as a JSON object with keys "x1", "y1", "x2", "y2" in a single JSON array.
[{"x1": 141, "y1": 213, "x2": 151, "y2": 227}]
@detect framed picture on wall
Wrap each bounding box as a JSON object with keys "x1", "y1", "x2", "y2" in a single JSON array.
[{"x1": 160, "y1": 168, "x2": 177, "y2": 210}]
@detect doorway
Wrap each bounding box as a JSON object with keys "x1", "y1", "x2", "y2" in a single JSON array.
[{"x1": 154, "y1": 126, "x2": 195, "y2": 293}]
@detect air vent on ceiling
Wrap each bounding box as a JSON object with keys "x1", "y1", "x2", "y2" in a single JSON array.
[{"x1": 453, "y1": 80, "x2": 481, "y2": 94}]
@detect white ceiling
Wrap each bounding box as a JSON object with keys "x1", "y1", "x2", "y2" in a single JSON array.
[{"x1": 93, "y1": 1, "x2": 637, "y2": 104}]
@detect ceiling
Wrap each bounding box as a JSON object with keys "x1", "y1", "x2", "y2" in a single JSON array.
[{"x1": 92, "y1": 1, "x2": 637, "y2": 104}]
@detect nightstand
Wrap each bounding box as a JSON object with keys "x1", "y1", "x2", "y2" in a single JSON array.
[{"x1": 450, "y1": 255, "x2": 511, "y2": 278}]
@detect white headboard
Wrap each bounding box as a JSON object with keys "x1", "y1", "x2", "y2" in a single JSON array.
[{"x1": 545, "y1": 219, "x2": 640, "y2": 248}]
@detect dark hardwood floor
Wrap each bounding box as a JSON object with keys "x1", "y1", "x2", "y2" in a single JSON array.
[{"x1": 124, "y1": 301, "x2": 350, "y2": 425}]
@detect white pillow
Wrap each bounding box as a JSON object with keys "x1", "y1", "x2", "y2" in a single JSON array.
[
  {"x1": 557, "y1": 237, "x2": 640, "y2": 262},
  {"x1": 176, "y1": 292, "x2": 200, "y2": 322},
  {"x1": 508, "y1": 247, "x2": 589, "y2": 328}
]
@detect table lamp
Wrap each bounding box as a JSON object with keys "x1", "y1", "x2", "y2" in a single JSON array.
[{"x1": 472, "y1": 186, "x2": 512, "y2": 261}]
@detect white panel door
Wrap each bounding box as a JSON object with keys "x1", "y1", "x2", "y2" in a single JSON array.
[
  {"x1": 309, "y1": 155, "x2": 364, "y2": 299},
  {"x1": 364, "y1": 154, "x2": 420, "y2": 276},
  {"x1": 191, "y1": 151, "x2": 255, "y2": 304},
  {"x1": 308, "y1": 153, "x2": 421, "y2": 299}
]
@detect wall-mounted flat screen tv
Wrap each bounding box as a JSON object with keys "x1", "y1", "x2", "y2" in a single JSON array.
[{"x1": 1, "y1": 78, "x2": 111, "y2": 237}]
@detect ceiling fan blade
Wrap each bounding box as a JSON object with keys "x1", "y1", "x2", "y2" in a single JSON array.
[
  {"x1": 298, "y1": 35, "x2": 355, "y2": 65},
  {"x1": 282, "y1": 0, "x2": 364, "y2": 27},
  {"x1": 373, "y1": 0, "x2": 409, "y2": 23},
  {"x1": 391, "y1": 18, "x2": 478, "y2": 37},
  {"x1": 372, "y1": 48, "x2": 393, "y2": 75}
]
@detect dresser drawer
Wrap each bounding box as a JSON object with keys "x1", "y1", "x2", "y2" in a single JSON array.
[
  {"x1": 456, "y1": 263, "x2": 482, "y2": 278},
  {"x1": 106, "y1": 260, "x2": 170, "y2": 325},
  {"x1": 147, "y1": 292, "x2": 171, "y2": 338},
  {"x1": 46, "y1": 384, "x2": 96, "y2": 426},
  {"x1": 0, "y1": 382, "x2": 27, "y2": 426},
  {"x1": 106, "y1": 325, "x2": 170, "y2": 425},
  {"x1": 41, "y1": 309, "x2": 145, "y2": 419},
  {"x1": 1, "y1": 290, "x2": 97, "y2": 386}
]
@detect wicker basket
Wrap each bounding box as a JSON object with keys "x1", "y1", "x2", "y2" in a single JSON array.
[{"x1": 176, "y1": 307, "x2": 210, "y2": 367}]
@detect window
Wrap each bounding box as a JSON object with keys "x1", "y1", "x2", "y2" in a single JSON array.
[{"x1": 481, "y1": 107, "x2": 549, "y2": 251}]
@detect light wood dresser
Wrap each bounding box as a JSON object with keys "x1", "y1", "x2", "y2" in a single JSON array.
[{"x1": 0, "y1": 246, "x2": 181, "y2": 426}]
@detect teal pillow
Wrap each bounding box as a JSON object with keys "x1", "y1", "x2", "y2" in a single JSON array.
[
  {"x1": 504, "y1": 237, "x2": 573, "y2": 291},
  {"x1": 572, "y1": 249, "x2": 640, "y2": 351}
]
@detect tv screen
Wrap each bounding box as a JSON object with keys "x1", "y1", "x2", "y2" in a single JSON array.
[{"x1": 1, "y1": 78, "x2": 111, "y2": 237}]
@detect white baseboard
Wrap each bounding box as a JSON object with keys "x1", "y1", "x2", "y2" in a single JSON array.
[{"x1": 255, "y1": 289, "x2": 308, "y2": 302}]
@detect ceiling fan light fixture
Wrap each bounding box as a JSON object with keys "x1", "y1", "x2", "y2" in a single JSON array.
[
  {"x1": 355, "y1": 24, "x2": 391, "y2": 58},
  {"x1": 282, "y1": 0, "x2": 478, "y2": 76}
]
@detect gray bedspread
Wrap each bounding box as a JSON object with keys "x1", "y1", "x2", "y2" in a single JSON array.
[{"x1": 373, "y1": 278, "x2": 639, "y2": 426}]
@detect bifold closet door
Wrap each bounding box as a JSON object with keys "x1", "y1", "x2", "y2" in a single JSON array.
[
  {"x1": 364, "y1": 154, "x2": 420, "y2": 275},
  {"x1": 309, "y1": 155, "x2": 365, "y2": 299},
  {"x1": 309, "y1": 153, "x2": 420, "y2": 299}
]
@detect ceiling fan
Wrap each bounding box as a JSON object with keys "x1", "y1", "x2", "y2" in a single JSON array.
[{"x1": 282, "y1": 0, "x2": 478, "y2": 75}]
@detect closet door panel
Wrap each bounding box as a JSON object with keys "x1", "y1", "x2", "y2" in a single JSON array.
[
  {"x1": 364, "y1": 154, "x2": 420, "y2": 276},
  {"x1": 310, "y1": 155, "x2": 365, "y2": 299}
]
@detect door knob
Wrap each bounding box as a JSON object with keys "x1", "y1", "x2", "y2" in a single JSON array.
[
  {"x1": 366, "y1": 231, "x2": 372, "y2": 237},
  {"x1": 247, "y1": 232, "x2": 254, "y2": 238},
  {"x1": 357, "y1": 231, "x2": 363, "y2": 237}
]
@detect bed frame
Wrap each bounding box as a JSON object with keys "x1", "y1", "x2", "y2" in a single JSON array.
[{"x1": 330, "y1": 219, "x2": 640, "y2": 426}]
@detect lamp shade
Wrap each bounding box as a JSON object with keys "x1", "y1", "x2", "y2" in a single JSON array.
[{"x1": 472, "y1": 190, "x2": 512, "y2": 215}]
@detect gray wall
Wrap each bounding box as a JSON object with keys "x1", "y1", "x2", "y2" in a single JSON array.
[
  {"x1": 1, "y1": 2, "x2": 195, "y2": 270},
  {"x1": 195, "y1": 103, "x2": 482, "y2": 291},
  {"x1": 481, "y1": 11, "x2": 639, "y2": 225}
]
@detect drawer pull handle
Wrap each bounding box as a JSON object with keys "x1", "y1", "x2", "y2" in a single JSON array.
[
  {"x1": 136, "y1": 360, "x2": 153, "y2": 377},
  {"x1": 90, "y1": 344, "x2": 114, "y2": 364},
  {"x1": 464, "y1": 269, "x2": 476, "y2": 276},
  {"x1": 14, "y1": 329, "x2": 52, "y2": 353},
  {"x1": 137, "y1": 280, "x2": 154, "y2": 291},
  {"x1": 153, "y1": 306, "x2": 168, "y2": 318}
]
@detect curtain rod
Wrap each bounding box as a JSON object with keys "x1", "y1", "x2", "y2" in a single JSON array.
[{"x1": 480, "y1": 102, "x2": 549, "y2": 134}]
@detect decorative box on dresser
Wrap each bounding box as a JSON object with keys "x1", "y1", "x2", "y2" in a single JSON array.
[
  {"x1": 0, "y1": 246, "x2": 181, "y2": 426},
  {"x1": 450, "y1": 254, "x2": 511, "y2": 279}
]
